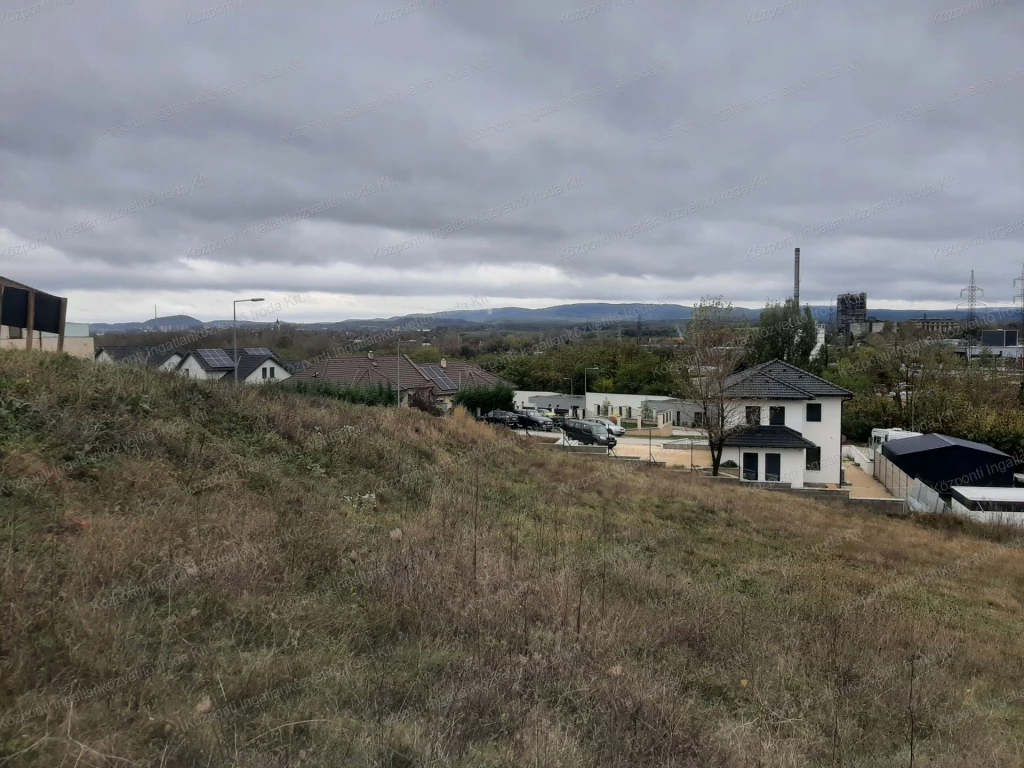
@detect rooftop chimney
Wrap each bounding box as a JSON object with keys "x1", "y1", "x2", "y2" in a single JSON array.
[
  {"x1": 794, "y1": 248, "x2": 801, "y2": 306},
  {"x1": 440, "y1": 357, "x2": 447, "y2": 369},
  {"x1": 367, "y1": 350, "x2": 374, "y2": 359}
]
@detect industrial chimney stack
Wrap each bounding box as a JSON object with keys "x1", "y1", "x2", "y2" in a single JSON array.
[{"x1": 793, "y1": 248, "x2": 801, "y2": 306}]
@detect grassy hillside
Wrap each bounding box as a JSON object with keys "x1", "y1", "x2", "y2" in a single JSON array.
[{"x1": 2, "y1": 351, "x2": 1024, "y2": 767}]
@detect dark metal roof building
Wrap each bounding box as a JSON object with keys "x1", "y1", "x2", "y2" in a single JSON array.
[{"x1": 880, "y1": 433, "x2": 1014, "y2": 492}]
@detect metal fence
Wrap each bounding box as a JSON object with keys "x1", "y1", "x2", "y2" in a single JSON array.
[{"x1": 874, "y1": 453, "x2": 946, "y2": 514}]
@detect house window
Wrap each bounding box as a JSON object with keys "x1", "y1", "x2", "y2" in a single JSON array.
[
  {"x1": 262, "y1": 367, "x2": 268, "y2": 380},
  {"x1": 8, "y1": 326, "x2": 22, "y2": 340},
  {"x1": 694, "y1": 411, "x2": 704, "y2": 427},
  {"x1": 269, "y1": 367, "x2": 275, "y2": 379},
  {"x1": 806, "y1": 446, "x2": 821, "y2": 471},
  {"x1": 806, "y1": 403, "x2": 821, "y2": 422},
  {"x1": 769, "y1": 406, "x2": 785, "y2": 426},
  {"x1": 765, "y1": 453, "x2": 781, "y2": 482},
  {"x1": 745, "y1": 406, "x2": 761, "y2": 425}
]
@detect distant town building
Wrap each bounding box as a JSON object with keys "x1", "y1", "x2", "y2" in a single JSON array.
[{"x1": 911, "y1": 317, "x2": 961, "y2": 336}]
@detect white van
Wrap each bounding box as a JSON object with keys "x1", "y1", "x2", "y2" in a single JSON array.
[{"x1": 869, "y1": 428, "x2": 923, "y2": 451}]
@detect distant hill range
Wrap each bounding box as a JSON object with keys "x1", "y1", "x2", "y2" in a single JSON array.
[{"x1": 90, "y1": 303, "x2": 1021, "y2": 334}]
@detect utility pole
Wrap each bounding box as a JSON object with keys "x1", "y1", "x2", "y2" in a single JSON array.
[
  {"x1": 957, "y1": 270, "x2": 986, "y2": 357},
  {"x1": 1014, "y1": 262, "x2": 1024, "y2": 373},
  {"x1": 233, "y1": 297, "x2": 264, "y2": 383}
]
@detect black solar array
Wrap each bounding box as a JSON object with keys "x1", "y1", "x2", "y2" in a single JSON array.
[
  {"x1": 423, "y1": 365, "x2": 458, "y2": 390},
  {"x1": 244, "y1": 347, "x2": 273, "y2": 356},
  {"x1": 198, "y1": 349, "x2": 235, "y2": 368}
]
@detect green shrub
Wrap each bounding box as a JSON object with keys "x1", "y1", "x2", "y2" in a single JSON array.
[
  {"x1": 452, "y1": 384, "x2": 514, "y2": 413},
  {"x1": 292, "y1": 381, "x2": 395, "y2": 406}
]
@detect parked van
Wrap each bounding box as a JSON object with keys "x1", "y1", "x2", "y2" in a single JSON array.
[{"x1": 870, "y1": 428, "x2": 922, "y2": 451}]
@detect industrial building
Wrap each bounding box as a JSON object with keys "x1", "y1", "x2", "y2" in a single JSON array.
[{"x1": 836, "y1": 292, "x2": 867, "y2": 338}]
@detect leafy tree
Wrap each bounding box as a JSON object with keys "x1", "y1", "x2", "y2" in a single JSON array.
[
  {"x1": 745, "y1": 299, "x2": 817, "y2": 368},
  {"x1": 683, "y1": 297, "x2": 747, "y2": 476},
  {"x1": 452, "y1": 384, "x2": 515, "y2": 414}
]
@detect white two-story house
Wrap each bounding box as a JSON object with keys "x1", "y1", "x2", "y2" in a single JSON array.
[{"x1": 720, "y1": 359, "x2": 853, "y2": 488}]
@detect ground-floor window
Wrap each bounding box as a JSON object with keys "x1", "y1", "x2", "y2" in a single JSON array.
[
  {"x1": 742, "y1": 452, "x2": 759, "y2": 481},
  {"x1": 806, "y1": 446, "x2": 821, "y2": 471},
  {"x1": 765, "y1": 453, "x2": 781, "y2": 482}
]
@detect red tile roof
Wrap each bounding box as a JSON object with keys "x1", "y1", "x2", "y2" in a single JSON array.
[{"x1": 291, "y1": 354, "x2": 435, "y2": 392}]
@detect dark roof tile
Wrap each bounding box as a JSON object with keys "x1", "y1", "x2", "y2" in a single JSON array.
[
  {"x1": 723, "y1": 359, "x2": 853, "y2": 400},
  {"x1": 724, "y1": 425, "x2": 818, "y2": 449}
]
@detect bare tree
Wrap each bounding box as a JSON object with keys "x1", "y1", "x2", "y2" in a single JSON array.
[{"x1": 684, "y1": 296, "x2": 747, "y2": 476}]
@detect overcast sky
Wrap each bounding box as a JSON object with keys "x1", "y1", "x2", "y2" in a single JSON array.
[{"x1": 1, "y1": 0, "x2": 1023, "y2": 323}]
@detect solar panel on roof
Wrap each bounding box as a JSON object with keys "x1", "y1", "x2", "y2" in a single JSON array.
[
  {"x1": 244, "y1": 347, "x2": 272, "y2": 356},
  {"x1": 198, "y1": 349, "x2": 235, "y2": 368},
  {"x1": 423, "y1": 365, "x2": 458, "y2": 390}
]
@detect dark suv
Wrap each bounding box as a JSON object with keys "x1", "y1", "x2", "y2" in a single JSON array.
[
  {"x1": 514, "y1": 409, "x2": 554, "y2": 431},
  {"x1": 562, "y1": 419, "x2": 617, "y2": 448},
  {"x1": 483, "y1": 410, "x2": 520, "y2": 427}
]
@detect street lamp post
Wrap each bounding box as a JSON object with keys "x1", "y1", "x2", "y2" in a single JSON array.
[
  {"x1": 233, "y1": 297, "x2": 265, "y2": 383},
  {"x1": 584, "y1": 366, "x2": 599, "y2": 418},
  {"x1": 396, "y1": 338, "x2": 401, "y2": 407}
]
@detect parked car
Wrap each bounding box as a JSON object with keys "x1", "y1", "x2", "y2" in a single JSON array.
[
  {"x1": 483, "y1": 410, "x2": 520, "y2": 428},
  {"x1": 562, "y1": 419, "x2": 617, "y2": 448},
  {"x1": 533, "y1": 407, "x2": 557, "y2": 418},
  {"x1": 585, "y1": 417, "x2": 626, "y2": 437},
  {"x1": 550, "y1": 414, "x2": 570, "y2": 429},
  {"x1": 515, "y1": 409, "x2": 554, "y2": 431}
]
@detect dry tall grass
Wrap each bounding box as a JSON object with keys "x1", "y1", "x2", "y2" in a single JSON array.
[{"x1": 2, "y1": 351, "x2": 1024, "y2": 766}]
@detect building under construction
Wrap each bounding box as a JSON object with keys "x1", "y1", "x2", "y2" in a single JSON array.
[{"x1": 836, "y1": 292, "x2": 867, "y2": 337}]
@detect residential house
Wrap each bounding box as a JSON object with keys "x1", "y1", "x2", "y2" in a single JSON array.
[
  {"x1": 177, "y1": 348, "x2": 292, "y2": 384},
  {"x1": 290, "y1": 353, "x2": 435, "y2": 406},
  {"x1": 95, "y1": 346, "x2": 184, "y2": 371},
  {"x1": 719, "y1": 359, "x2": 853, "y2": 488},
  {"x1": 519, "y1": 392, "x2": 586, "y2": 418},
  {"x1": 586, "y1": 393, "x2": 700, "y2": 426},
  {"x1": 0, "y1": 275, "x2": 94, "y2": 359},
  {"x1": 292, "y1": 353, "x2": 512, "y2": 409},
  {"x1": 420, "y1": 358, "x2": 514, "y2": 411}
]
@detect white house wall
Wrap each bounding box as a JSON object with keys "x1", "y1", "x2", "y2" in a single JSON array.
[
  {"x1": 723, "y1": 446, "x2": 806, "y2": 489},
  {"x1": 728, "y1": 397, "x2": 843, "y2": 485},
  {"x1": 514, "y1": 391, "x2": 559, "y2": 409},
  {"x1": 158, "y1": 355, "x2": 183, "y2": 372},
  {"x1": 178, "y1": 355, "x2": 224, "y2": 381},
  {"x1": 586, "y1": 393, "x2": 678, "y2": 420},
  {"x1": 527, "y1": 394, "x2": 585, "y2": 414},
  {"x1": 243, "y1": 360, "x2": 292, "y2": 385}
]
